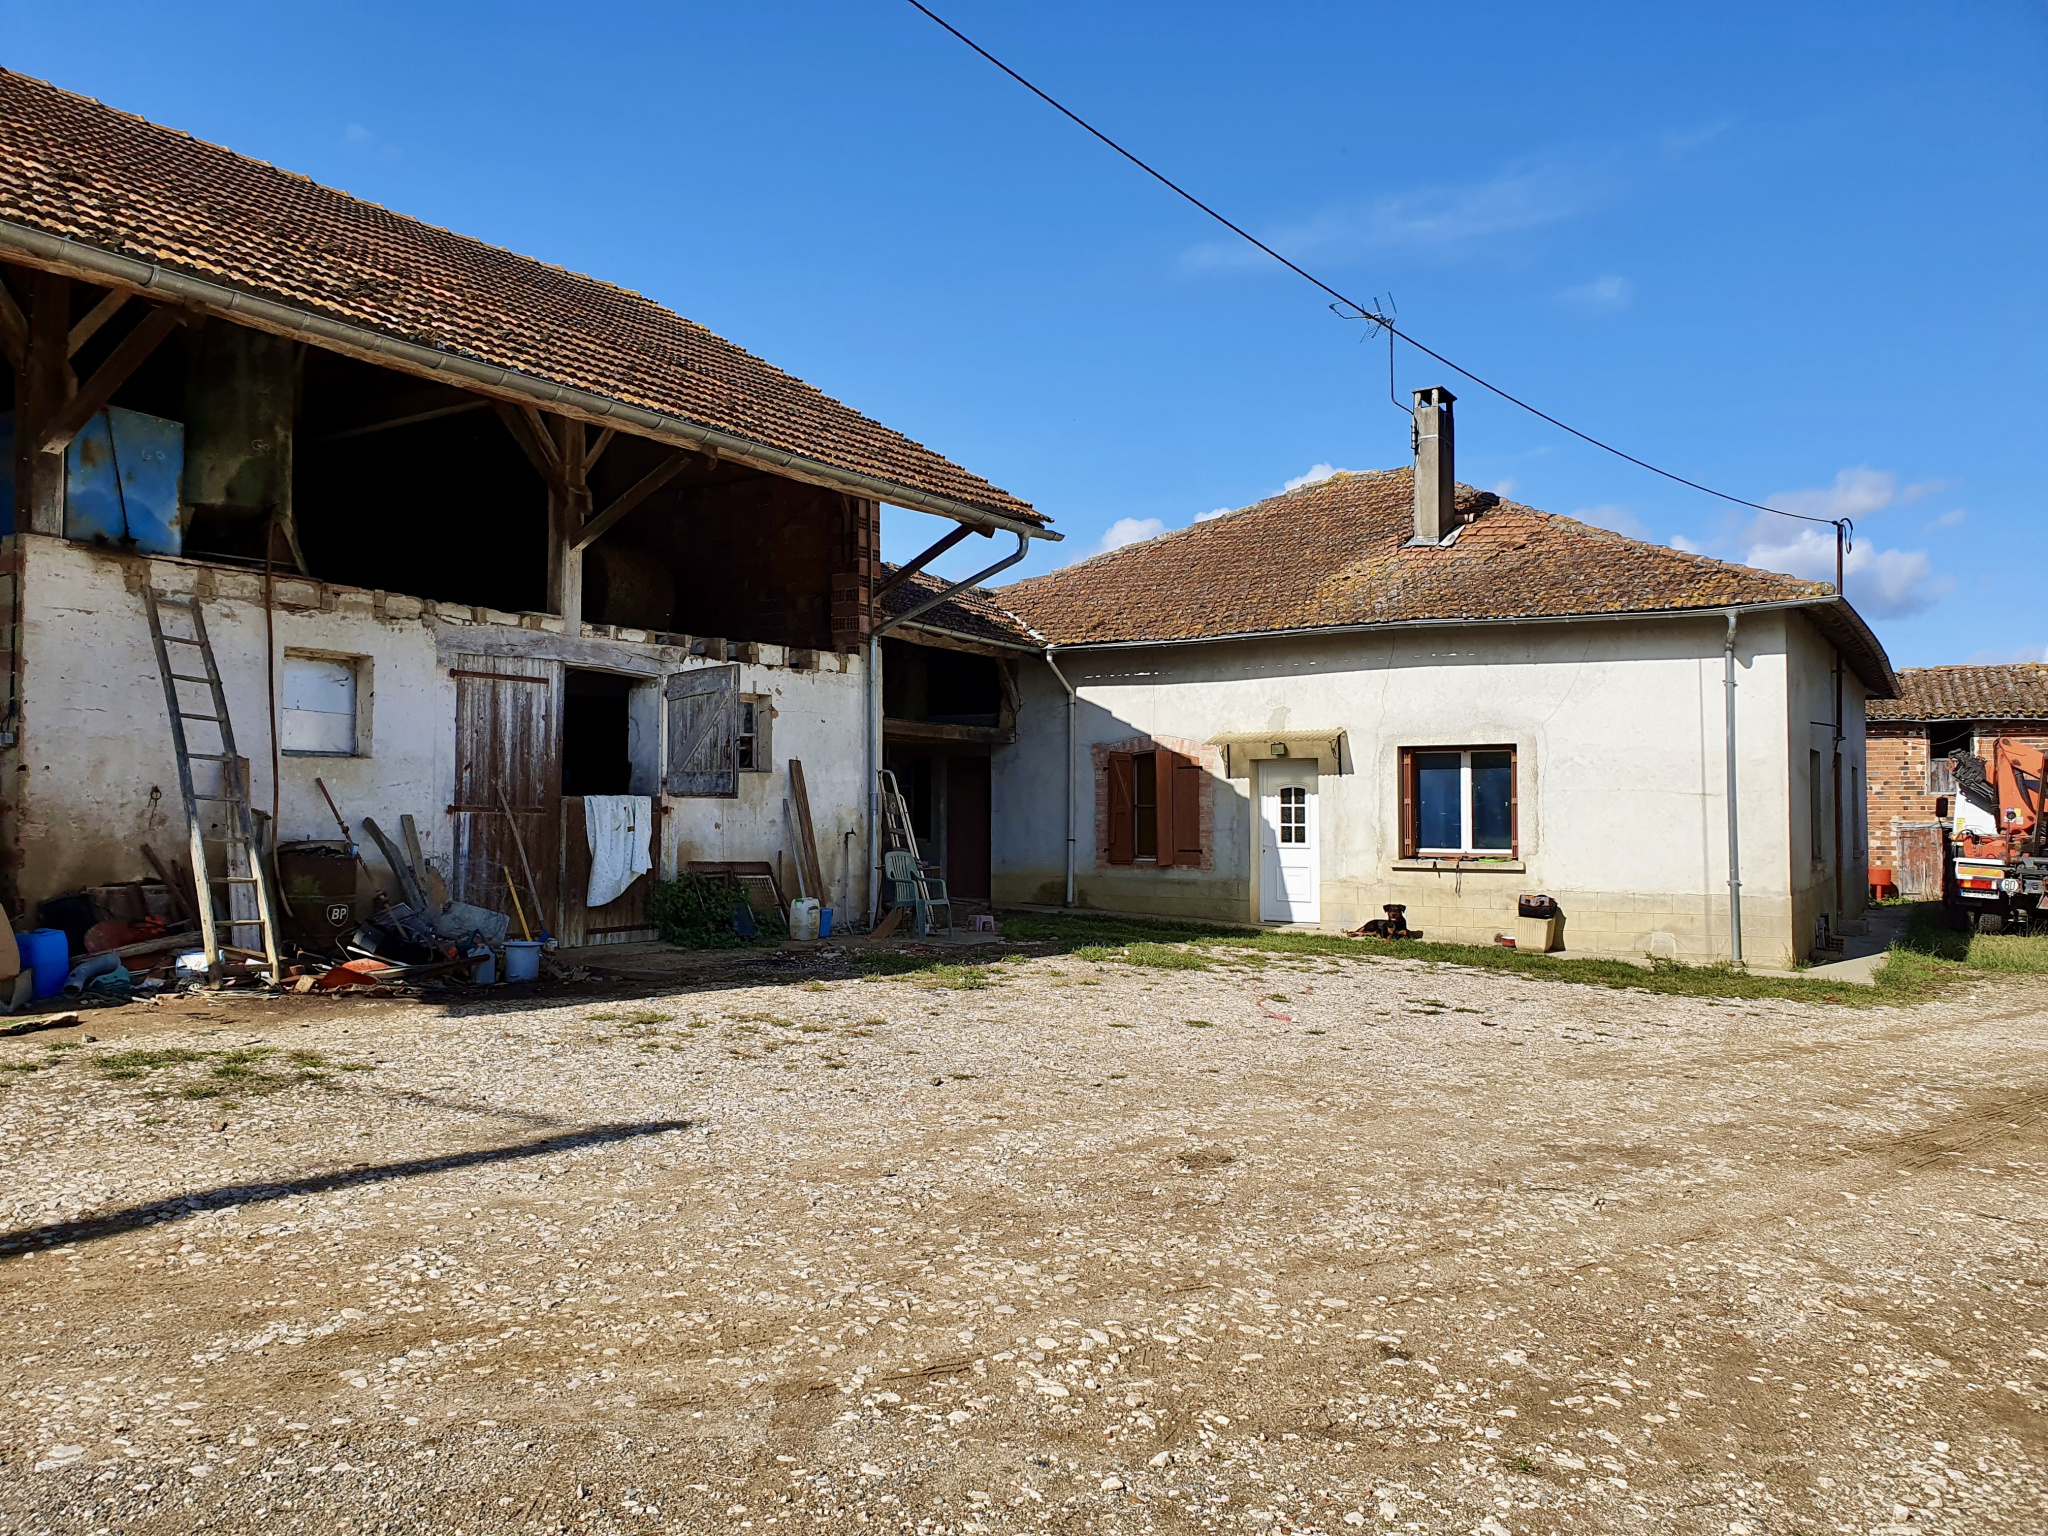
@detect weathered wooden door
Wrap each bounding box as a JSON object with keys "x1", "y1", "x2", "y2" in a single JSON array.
[
  {"x1": 559, "y1": 795, "x2": 656, "y2": 947},
  {"x1": 1896, "y1": 823, "x2": 1945, "y2": 897},
  {"x1": 449, "y1": 653, "x2": 561, "y2": 932}
]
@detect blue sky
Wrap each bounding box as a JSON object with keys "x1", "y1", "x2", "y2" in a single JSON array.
[{"x1": 6, "y1": 1, "x2": 2042, "y2": 665}]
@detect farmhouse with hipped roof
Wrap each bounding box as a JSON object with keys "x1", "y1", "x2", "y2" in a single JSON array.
[{"x1": 983, "y1": 388, "x2": 1896, "y2": 966}]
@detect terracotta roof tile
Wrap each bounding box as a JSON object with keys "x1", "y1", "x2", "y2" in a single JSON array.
[
  {"x1": 1867, "y1": 664, "x2": 2048, "y2": 722},
  {"x1": 999, "y1": 469, "x2": 1897, "y2": 695},
  {"x1": 877, "y1": 563, "x2": 1040, "y2": 649},
  {"x1": 0, "y1": 71, "x2": 1041, "y2": 528}
]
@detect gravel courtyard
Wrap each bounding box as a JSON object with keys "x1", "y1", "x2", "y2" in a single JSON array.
[{"x1": 1, "y1": 947, "x2": 2043, "y2": 1536}]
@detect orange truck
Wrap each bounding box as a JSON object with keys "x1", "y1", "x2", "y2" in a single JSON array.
[{"x1": 1946, "y1": 737, "x2": 2048, "y2": 932}]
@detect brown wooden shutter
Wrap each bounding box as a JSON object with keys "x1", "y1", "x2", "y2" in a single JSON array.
[
  {"x1": 1399, "y1": 747, "x2": 1417, "y2": 859},
  {"x1": 1167, "y1": 751, "x2": 1203, "y2": 865},
  {"x1": 1106, "y1": 752, "x2": 1136, "y2": 865},
  {"x1": 664, "y1": 664, "x2": 740, "y2": 797}
]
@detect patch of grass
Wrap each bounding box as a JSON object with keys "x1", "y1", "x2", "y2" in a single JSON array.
[
  {"x1": 96, "y1": 1047, "x2": 207, "y2": 1080},
  {"x1": 1000, "y1": 909, "x2": 1959, "y2": 1007},
  {"x1": 1, "y1": 1058, "x2": 56, "y2": 1074},
  {"x1": 801, "y1": 980, "x2": 829, "y2": 993},
  {"x1": 913, "y1": 964, "x2": 1001, "y2": 991},
  {"x1": 1894, "y1": 900, "x2": 2048, "y2": 973},
  {"x1": 627, "y1": 1009, "x2": 671, "y2": 1026},
  {"x1": 1185, "y1": 1019, "x2": 1214, "y2": 1029}
]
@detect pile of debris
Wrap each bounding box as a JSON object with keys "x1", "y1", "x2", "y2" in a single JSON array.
[{"x1": 10, "y1": 781, "x2": 555, "y2": 1006}]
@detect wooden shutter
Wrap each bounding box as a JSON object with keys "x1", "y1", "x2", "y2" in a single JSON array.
[
  {"x1": 1106, "y1": 752, "x2": 1136, "y2": 865},
  {"x1": 1160, "y1": 750, "x2": 1203, "y2": 867},
  {"x1": 664, "y1": 664, "x2": 740, "y2": 797},
  {"x1": 1399, "y1": 747, "x2": 1417, "y2": 859}
]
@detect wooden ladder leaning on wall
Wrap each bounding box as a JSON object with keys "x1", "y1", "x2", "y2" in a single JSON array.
[{"x1": 141, "y1": 587, "x2": 284, "y2": 984}]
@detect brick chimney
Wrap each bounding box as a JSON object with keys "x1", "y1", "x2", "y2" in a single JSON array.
[{"x1": 1410, "y1": 385, "x2": 1458, "y2": 544}]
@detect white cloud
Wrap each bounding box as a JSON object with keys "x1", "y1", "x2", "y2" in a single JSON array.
[
  {"x1": 1284, "y1": 463, "x2": 1347, "y2": 492},
  {"x1": 1555, "y1": 274, "x2": 1636, "y2": 311},
  {"x1": 1742, "y1": 523, "x2": 1954, "y2": 620},
  {"x1": 1764, "y1": 465, "x2": 1941, "y2": 523},
  {"x1": 1571, "y1": 503, "x2": 1650, "y2": 539},
  {"x1": 1669, "y1": 533, "x2": 1709, "y2": 554},
  {"x1": 1490, "y1": 478, "x2": 1518, "y2": 498},
  {"x1": 344, "y1": 122, "x2": 374, "y2": 143},
  {"x1": 1181, "y1": 156, "x2": 1613, "y2": 271},
  {"x1": 1194, "y1": 507, "x2": 1234, "y2": 523},
  {"x1": 1927, "y1": 507, "x2": 1967, "y2": 530},
  {"x1": 1965, "y1": 644, "x2": 2048, "y2": 664},
  {"x1": 1099, "y1": 516, "x2": 1166, "y2": 553}
]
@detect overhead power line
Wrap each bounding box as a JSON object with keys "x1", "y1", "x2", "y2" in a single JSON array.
[{"x1": 902, "y1": 0, "x2": 1850, "y2": 550}]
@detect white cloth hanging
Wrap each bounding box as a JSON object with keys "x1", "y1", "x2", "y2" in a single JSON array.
[{"x1": 583, "y1": 794, "x2": 653, "y2": 908}]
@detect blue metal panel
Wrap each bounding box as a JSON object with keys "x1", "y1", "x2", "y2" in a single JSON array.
[{"x1": 64, "y1": 407, "x2": 185, "y2": 556}]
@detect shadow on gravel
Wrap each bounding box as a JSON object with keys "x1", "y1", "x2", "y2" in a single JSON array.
[{"x1": 0, "y1": 1119, "x2": 692, "y2": 1257}]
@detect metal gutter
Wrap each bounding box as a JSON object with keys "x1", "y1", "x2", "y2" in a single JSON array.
[
  {"x1": 872, "y1": 532, "x2": 1029, "y2": 637},
  {"x1": 0, "y1": 219, "x2": 1059, "y2": 544},
  {"x1": 1038, "y1": 596, "x2": 1896, "y2": 697}
]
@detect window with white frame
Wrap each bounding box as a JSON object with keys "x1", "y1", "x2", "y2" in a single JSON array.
[
  {"x1": 281, "y1": 653, "x2": 367, "y2": 757},
  {"x1": 736, "y1": 695, "x2": 771, "y2": 772},
  {"x1": 1402, "y1": 746, "x2": 1516, "y2": 857}
]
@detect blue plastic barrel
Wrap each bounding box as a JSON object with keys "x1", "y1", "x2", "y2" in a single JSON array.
[{"x1": 20, "y1": 928, "x2": 69, "y2": 999}]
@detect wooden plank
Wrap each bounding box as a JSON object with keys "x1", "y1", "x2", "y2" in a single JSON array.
[
  {"x1": 66, "y1": 287, "x2": 130, "y2": 356},
  {"x1": 0, "y1": 268, "x2": 24, "y2": 367},
  {"x1": 37, "y1": 305, "x2": 184, "y2": 454},
  {"x1": 570, "y1": 448, "x2": 692, "y2": 553},
  {"x1": 18, "y1": 270, "x2": 69, "y2": 535},
  {"x1": 312, "y1": 398, "x2": 488, "y2": 443},
  {"x1": 491, "y1": 401, "x2": 569, "y2": 497},
  {"x1": 788, "y1": 759, "x2": 825, "y2": 902},
  {"x1": 432, "y1": 625, "x2": 681, "y2": 675},
  {"x1": 871, "y1": 523, "x2": 976, "y2": 605},
  {"x1": 870, "y1": 904, "x2": 908, "y2": 942},
  {"x1": 584, "y1": 426, "x2": 616, "y2": 470}
]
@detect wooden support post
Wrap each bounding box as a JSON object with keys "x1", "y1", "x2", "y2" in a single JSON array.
[
  {"x1": 550, "y1": 414, "x2": 590, "y2": 636},
  {"x1": 15, "y1": 270, "x2": 70, "y2": 537}
]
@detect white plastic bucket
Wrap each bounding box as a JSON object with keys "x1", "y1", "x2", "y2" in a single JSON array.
[
  {"x1": 503, "y1": 941, "x2": 542, "y2": 982},
  {"x1": 789, "y1": 898, "x2": 821, "y2": 942}
]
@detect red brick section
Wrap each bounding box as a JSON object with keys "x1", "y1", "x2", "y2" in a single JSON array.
[
  {"x1": 1089, "y1": 736, "x2": 1219, "y2": 873},
  {"x1": 1867, "y1": 665, "x2": 2048, "y2": 722},
  {"x1": 1000, "y1": 470, "x2": 1894, "y2": 694},
  {"x1": 1867, "y1": 725, "x2": 1937, "y2": 873},
  {"x1": 0, "y1": 71, "x2": 1039, "y2": 529}
]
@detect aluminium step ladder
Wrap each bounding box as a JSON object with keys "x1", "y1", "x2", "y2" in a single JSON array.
[
  {"x1": 876, "y1": 769, "x2": 951, "y2": 938},
  {"x1": 142, "y1": 587, "x2": 284, "y2": 983}
]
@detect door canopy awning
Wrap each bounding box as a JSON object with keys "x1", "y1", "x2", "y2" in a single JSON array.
[{"x1": 1207, "y1": 731, "x2": 1346, "y2": 778}]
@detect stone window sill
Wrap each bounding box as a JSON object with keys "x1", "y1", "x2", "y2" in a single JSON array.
[{"x1": 1392, "y1": 858, "x2": 1526, "y2": 873}]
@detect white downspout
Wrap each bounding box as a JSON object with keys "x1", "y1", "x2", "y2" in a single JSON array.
[
  {"x1": 1043, "y1": 648, "x2": 1077, "y2": 906},
  {"x1": 1724, "y1": 610, "x2": 1743, "y2": 965},
  {"x1": 866, "y1": 632, "x2": 882, "y2": 926}
]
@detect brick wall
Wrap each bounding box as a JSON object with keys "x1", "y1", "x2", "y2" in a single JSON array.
[
  {"x1": 1866, "y1": 724, "x2": 1934, "y2": 874},
  {"x1": 1867, "y1": 720, "x2": 2048, "y2": 877},
  {"x1": 1089, "y1": 734, "x2": 1220, "y2": 873}
]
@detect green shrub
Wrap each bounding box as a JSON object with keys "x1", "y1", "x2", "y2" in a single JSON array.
[{"x1": 648, "y1": 874, "x2": 787, "y2": 949}]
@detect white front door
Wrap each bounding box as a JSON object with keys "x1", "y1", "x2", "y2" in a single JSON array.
[{"x1": 1258, "y1": 758, "x2": 1319, "y2": 924}]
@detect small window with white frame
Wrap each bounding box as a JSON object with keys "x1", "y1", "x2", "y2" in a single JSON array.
[
  {"x1": 281, "y1": 652, "x2": 369, "y2": 757},
  {"x1": 736, "y1": 694, "x2": 771, "y2": 772},
  {"x1": 1402, "y1": 745, "x2": 1516, "y2": 857}
]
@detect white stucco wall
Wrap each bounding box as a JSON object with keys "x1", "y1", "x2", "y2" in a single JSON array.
[
  {"x1": 6, "y1": 535, "x2": 869, "y2": 928},
  {"x1": 996, "y1": 611, "x2": 1861, "y2": 966}
]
